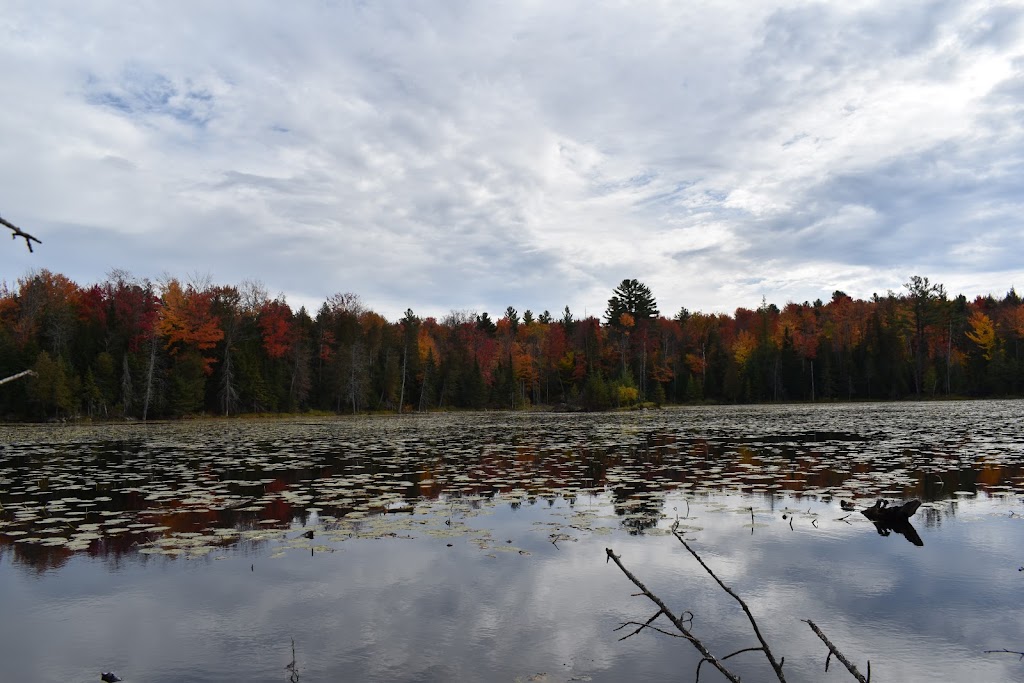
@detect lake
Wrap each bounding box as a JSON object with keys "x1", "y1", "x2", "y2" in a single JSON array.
[{"x1": 2, "y1": 400, "x2": 1023, "y2": 682}]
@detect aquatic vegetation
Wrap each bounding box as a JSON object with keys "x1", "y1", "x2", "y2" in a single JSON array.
[{"x1": 1, "y1": 402, "x2": 1023, "y2": 566}]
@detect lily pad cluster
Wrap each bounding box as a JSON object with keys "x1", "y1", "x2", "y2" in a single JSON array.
[{"x1": 1, "y1": 402, "x2": 1022, "y2": 566}]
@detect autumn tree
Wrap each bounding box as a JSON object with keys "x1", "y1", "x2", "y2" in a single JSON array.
[
  {"x1": 157, "y1": 279, "x2": 225, "y2": 416},
  {"x1": 966, "y1": 310, "x2": 996, "y2": 360}
]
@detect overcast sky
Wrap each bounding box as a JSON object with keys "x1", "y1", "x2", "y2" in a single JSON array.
[{"x1": 2, "y1": 1, "x2": 1023, "y2": 321}]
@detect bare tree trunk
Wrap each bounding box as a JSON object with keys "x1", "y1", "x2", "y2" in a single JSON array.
[
  {"x1": 350, "y1": 346, "x2": 357, "y2": 414},
  {"x1": 773, "y1": 357, "x2": 779, "y2": 401},
  {"x1": 946, "y1": 320, "x2": 952, "y2": 395},
  {"x1": 418, "y1": 365, "x2": 428, "y2": 412},
  {"x1": 219, "y1": 349, "x2": 238, "y2": 416},
  {"x1": 398, "y1": 342, "x2": 408, "y2": 414},
  {"x1": 142, "y1": 336, "x2": 157, "y2": 421},
  {"x1": 287, "y1": 340, "x2": 310, "y2": 411},
  {"x1": 810, "y1": 359, "x2": 815, "y2": 402},
  {"x1": 700, "y1": 345, "x2": 707, "y2": 393},
  {"x1": 121, "y1": 355, "x2": 133, "y2": 417},
  {"x1": 641, "y1": 345, "x2": 647, "y2": 399}
]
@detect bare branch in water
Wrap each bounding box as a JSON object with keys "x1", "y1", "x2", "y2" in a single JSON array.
[
  {"x1": 610, "y1": 532, "x2": 875, "y2": 683},
  {"x1": 285, "y1": 637, "x2": 300, "y2": 682},
  {"x1": 671, "y1": 530, "x2": 788, "y2": 682},
  {"x1": 614, "y1": 610, "x2": 688, "y2": 641},
  {"x1": 984, "y1": 648, "x2": 1024, "y2": 661},
  {"x1": 803, "y1": 619, "x2": 869, "y2": 682},
  {"x1": 605, "y1": 547, "x2": 743, "y2": 683}
]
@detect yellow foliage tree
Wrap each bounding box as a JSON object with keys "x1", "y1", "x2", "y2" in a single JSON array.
[
  {"x1": 617, "y1": 385, "x2": 639, "y2": 406},
  {"x1": 965, "y1": 310, "x2": 996, "y2": 361},
  {"x1": 732, "y1": 330, "x2": 756, "y2": 367}
]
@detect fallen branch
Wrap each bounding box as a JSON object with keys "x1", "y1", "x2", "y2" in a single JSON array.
[
  {"x1": 0, "y1": 215, "x2": 41, "y2": 253},
  {"x1": 803, "y1": 619, "x2": 869, "y2": 682},
  {"x1": 610, "y1": 529, "x2": 872, "y2": 682},
  {"x1": 0, "y1": 369, "x2": 37, "y2": 386},
  {"x1": 605, "y1": 547, "x2": 743, "y2": 682},
  {"x1": 671, "y1": 528, "x2": 788, "y2": 681}
]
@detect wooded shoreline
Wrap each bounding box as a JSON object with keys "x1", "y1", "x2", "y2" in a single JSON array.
[{"x1": 2, "y1": 271, "x2": 1022, "y2": 421}]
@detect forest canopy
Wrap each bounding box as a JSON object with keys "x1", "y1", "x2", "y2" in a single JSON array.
[{"x1": 1, "y1": 271, "x2": 1022, "y2": 420}]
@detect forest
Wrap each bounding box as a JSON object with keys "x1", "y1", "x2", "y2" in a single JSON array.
[{"x1": 0, "y1": 271, "x2": 1022, "y2": 421}]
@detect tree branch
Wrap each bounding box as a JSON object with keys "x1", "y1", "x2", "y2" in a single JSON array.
[
  {"x1": 696, "y1": 647, "x2": 771, "y2": 682},
  {"x1": 803, "y1": 619, "x2": 870, "y2": 682},
  {"x1": 0, "y1": 215, "x2": 42, "y2": 253},
  {"x1": 614, "y1": 611, "x2": 688, "y2": 641},
  {"x1": 672, "y1": 529, "x2": 788, "y2": 681},
  {"x1": 0, "y1": 369, "x2": 37, "y2": 386},
  {"x1": 984, "y1": 648, "x2": 1024, "y2": 661},
  {"x1": 605, "y1": 547, "x2": 742, "y2": 683}
]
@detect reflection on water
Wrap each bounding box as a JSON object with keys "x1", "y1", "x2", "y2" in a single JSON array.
[
  {"x1": 871, "y1": 518, "x2": 924, "y2": 546},
  {"x1": 1, "y1": 400, "x2": 1023, "y2": 681}
]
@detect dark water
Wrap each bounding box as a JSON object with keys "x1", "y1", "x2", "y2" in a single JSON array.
[{"x1": 2, "y1": 401, "x2": 1023, "y2": 682}]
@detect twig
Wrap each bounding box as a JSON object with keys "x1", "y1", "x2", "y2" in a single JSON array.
[
  {"x1": 614, "y1": 610, "x2": 689, "y2": 641},
  {"x1": 285, "y1": 637, "x2": 300, "y2": 682},
  {"x1": 0, "y1": 215, "x2": 41, "y2": 253},
  {"x1": 696, "y1": 647, "x2": 776, "y2": 682},
  {"x1": 803, "y1": 619, "x2": 869, "y2": 682},
  {"x1": 984, "y1": 648, "x2": 1024, "y2": 661},
  {"x1": 606, "y1": 548, "x2": 742, "y2": 683},
  {"x1": 672, "y1": 531, "x2": 788, "y2": 681}
]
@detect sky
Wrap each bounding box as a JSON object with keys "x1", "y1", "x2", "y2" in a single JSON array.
[{"x1": 2, "y1": 1, "x2": 1023, "y2": 322}]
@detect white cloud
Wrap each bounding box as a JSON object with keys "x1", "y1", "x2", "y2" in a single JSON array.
[{"x1": 2, "y1": 0, "x2": 1024, "y2": 319}]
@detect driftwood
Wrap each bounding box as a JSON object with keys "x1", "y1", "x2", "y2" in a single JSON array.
[
  {"x1": 608, "y1": 527, "x2": 871, "y2": 682},
  {"x1": 1, "y1": 215, "x2": 41, "y2": 252},
  {"x1": 861, "y1": 499, "x2": 923, "y2": 546},
  {"x1": 860, "y1": 499, "x2": 921, "y2": 524}
]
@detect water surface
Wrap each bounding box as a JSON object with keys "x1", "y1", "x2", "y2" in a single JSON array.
[{"x1": 2, "y1": 401, "x2": 1023, "y2": 682}]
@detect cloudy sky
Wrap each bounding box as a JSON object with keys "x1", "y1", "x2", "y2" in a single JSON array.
[{"x1": 2, "y1": 1, "x2": 1023, "y2": 321}]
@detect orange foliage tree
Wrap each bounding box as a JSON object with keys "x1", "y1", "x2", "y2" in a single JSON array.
[{"x1": 158, "y1": 279, "x2": 224, "y2": 374}]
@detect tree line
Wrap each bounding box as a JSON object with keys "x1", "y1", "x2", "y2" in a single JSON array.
[{"x1": 0, "y1": 271, "x2": 1022, "y2": 420}]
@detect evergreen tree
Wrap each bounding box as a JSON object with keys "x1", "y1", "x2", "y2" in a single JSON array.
[{"x1": 605, "y1": 279, "x2": 658, "y2": 327}]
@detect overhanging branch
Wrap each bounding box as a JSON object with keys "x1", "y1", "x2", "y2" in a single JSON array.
[
  {"x1": 0, "y1": 369, "x2": 37, "y2": 386},
  {"x1": 1, "y1": 215, "x2": 42, "y2": 252}
]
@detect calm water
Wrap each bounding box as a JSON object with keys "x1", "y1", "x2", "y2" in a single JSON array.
[{"x1": 1, "y1": 401, "x2": 1023, "y2": 682}]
